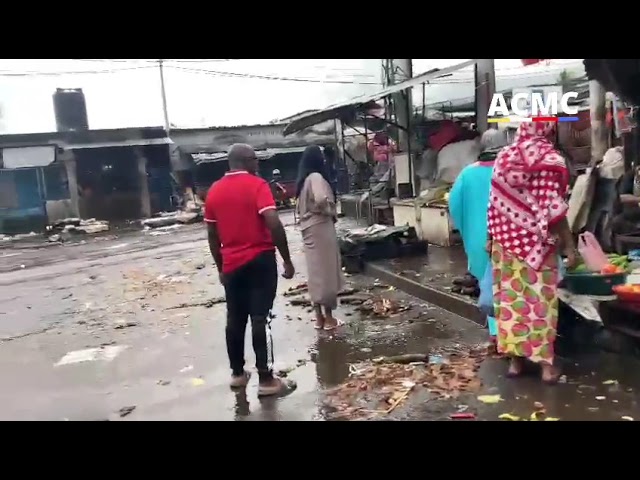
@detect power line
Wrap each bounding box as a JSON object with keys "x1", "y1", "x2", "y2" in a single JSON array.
[
  {"x1": 0, "y1": 65, "x2": 157, "y2": 77},
  {"x1": 70, "y1": 59, "x2": 157, "y2": 63},
  {"x1": 168, "y1": 65, "x2": 382, "y2": 85}
]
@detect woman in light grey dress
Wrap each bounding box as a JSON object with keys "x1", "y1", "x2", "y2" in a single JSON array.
[{"x1": 296, "y1": 145, "x2": 345, "y2": 331}]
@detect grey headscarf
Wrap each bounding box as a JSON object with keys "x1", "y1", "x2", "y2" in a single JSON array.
[{"x1": 480, "y1": 129, "x2": 508, "y2": 151}]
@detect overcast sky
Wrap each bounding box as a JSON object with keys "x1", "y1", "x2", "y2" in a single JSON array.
[{"x1": 0, "y1": 59, "x2": 585, "y2": 134}]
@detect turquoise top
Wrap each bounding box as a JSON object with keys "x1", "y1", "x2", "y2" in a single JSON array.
[{"x1": 449, "y1": 159, "x2": 494, "y2": 280}]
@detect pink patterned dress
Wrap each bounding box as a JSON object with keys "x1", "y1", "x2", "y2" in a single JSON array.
[{"x1": 488, "y1": 122, "x2": 569, "y2": 365}]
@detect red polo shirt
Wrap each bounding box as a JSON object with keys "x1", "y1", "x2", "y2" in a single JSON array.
[{"x1": 204, "y1": 171, "x2": 276, "y2": 274}]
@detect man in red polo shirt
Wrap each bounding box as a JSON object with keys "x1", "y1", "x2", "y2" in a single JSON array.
[{"x1": 204, "y1": 143, "x2": 296, "y2": 397}]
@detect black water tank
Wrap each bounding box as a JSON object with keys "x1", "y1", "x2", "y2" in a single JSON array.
[{"x1": 53, "y1": 88, "x2": 89, "y2": 132}]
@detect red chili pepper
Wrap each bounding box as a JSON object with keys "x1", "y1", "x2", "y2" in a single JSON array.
[{"x1": 450, "y1": 413, "x2": 476, "y2": 420}]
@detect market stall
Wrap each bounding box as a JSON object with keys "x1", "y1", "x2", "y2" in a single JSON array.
[{"x1": 283, "y1": 60, "x2": 479, "y2": 227}]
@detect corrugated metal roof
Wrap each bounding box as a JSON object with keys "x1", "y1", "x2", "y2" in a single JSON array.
[
  {"x1": 283, "y1": 60, "x2": 478, "y2": 136},
  {"x1": 67, "y1": 137, "x2": 173, "y2": 150},
  {"x1": 194, "y1": 146, "x2": 308, "y2": 164},
  {"x1": 0, "y1": 127, "x2": 169, "y2": 149}
]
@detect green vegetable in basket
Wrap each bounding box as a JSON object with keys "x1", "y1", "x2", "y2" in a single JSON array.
[{"x1": 569, "y1": 263, "x2": 588, "y2": 273}]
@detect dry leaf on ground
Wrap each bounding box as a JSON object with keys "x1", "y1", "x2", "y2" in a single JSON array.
[
  {"x1": 477, "y1": 394, "x2": 503, "y2": 404},
  {"x1": 324, "y1": 345, "x2": 488, "y2": 420}
]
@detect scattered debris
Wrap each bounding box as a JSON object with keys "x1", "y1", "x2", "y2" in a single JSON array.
[
  {"x1": 498, "y1": 401, "x2": 559, "y2": 421},
  {"x1": 595, "y1": 396, "x2": 607, "y2": 401},
  {"x1": 157, "y1": 380, "x2": 171, "y2": 386},
  {"x1": 372, "y1": 354, "x2": 429, "y2": 365},
  {"x1": 428, "y1": 355, "x2": 446, "y2": 365},
  {"x1": 278, "y1": 359, "x2": 308, "y2": 378},
  {"x1": 324, "y1": 346, "x2": 487, "y2": 420},
  {"x1": 56, "y1": 218, "x2": 110, "y2": 235},
  {"x1": 477, "y1": 394, "x2": 503, "y2": 404},
  {"x1": 499, "y1": 413, "x2": 520, "y2": 421},
  {"x1": 289, "y1": 298, "x2": 312, "y2": 307},
  {"x1": 622, "y1": 416, "x2": 634, "y2": 421},
  {"x1": 283, "y1": 284, "x2": 308, "y2": 297},
  {"x1": 118, "y1": 406, "x2": 136, "y2": 418},
  {"x1": 602, "y1": 379, "x2": 619, "y2": 385},
  {"x1": 141, "y1": 210, "x2": 202, "y2": 229},
  {"x1": 450, "y1": 412, "x2": 476, "y2": 420},
  {"x1": 179, "y1": 365, "x2": 194, "y2": 373},
  {"x1": 191, "y1": 378, "x2": 205, "y2": 387},
  {"x1": 55, "y1": 345, "x2": 128, "y2": 367},
  {"x1": 1, "y1": 231, "x2": 39, "y2": 242},
  {"x1": 339, "y1": 296, "x2": 370, "y2": 306},
  {"x1": 166, "y1": 297, "x2": 226, "y2": 310},
  {"x1": 337, "y1": 288, "x2": 360, "y2": 297},
  {"x1": 358, "y1": 297, "x2": 411, "y2": 317},
  {"x1": 114, "y1": 319, "x2": 138, "y2": 330}
]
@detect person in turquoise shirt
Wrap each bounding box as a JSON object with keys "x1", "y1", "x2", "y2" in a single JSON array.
[{"x1": 449, "y1": 129, "x2": 508, "y2": 281}]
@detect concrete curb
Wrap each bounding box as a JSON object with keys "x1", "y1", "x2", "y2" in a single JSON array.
[{"x1": 363, "y1": 261, "x2": 485, "y2": 325}]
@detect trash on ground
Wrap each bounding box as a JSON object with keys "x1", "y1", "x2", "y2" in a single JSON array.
[
  {"x1": 602, "y1": 379, "x2": 619, "y2": 385},
  {"x1": 358, "y1": 296, "x2": 411, "y2": 317},
  {"x1": 191, "y1": 378, "x2": 205, "y2": 387},
  {"x1": 324, "y1": 345, "x2": 487, "y2": 420},
  {"x1": 118, "y1": 406, "x2": 136, "y2": 418},
  {"x1": 499, "y1": 413, "x2": 521, "y2": 421},
  {"x1": 114, "y1": 319, "x2": 138, "y2": 330},
  {"x1": 283, "y1": 284, "x2": 308, "y2": 297},
  {"x1": 595, "y1": 396, "x2": 607, "y2": 401},
  {"x1": 141, "y1": 210, "x2": 203, "y2": 229},
  {"x1": 622, "y1": 416, "x2": 634, "y2": 421},
  {"x1": 450, "y1": 412, "x2": 476, "y2": 420},
  {"x1": 157, "y1": 380, "x2": 171, "y2": 386},
  {"x1": 428, "y1": 355, "x2": 446, "y2": 365},
  {"x1": 477, "y1": 394, "x2": 503, "y2": 404},
  {"x1": 179, "y1": 365, "x2": 194, "y2": 373},
  {"x1": 166, "y1": 297, "x2": 226, "y2": 310},
  {"x1": 372, "y1": 353, "x2": 429, "y2": 365}
]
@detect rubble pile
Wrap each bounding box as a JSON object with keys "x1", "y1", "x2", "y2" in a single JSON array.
[
  {"x1": 47, "y1": 218, "x2": 110, "y2": 242},
  {"x1": 141, "y1": 202, "x2": 203, "y2": 230},
  {"x1": 323, "y1": 345, "x2": 488, "y2": 420},
  {"x1": 0, "y1": 232, "x2": 39, "y2": 242}
]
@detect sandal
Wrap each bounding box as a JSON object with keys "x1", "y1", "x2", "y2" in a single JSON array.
[
  {"x1": 324, "y1": 319, "x2": 345, "y2": 331},
  {"x1": 257, "y1": 377, "x2": 297, "y2": 398}
]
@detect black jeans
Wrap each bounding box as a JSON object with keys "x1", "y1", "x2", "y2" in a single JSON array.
[{"x1": 224, "y1": 250, "x2": 278, "y2": 382}]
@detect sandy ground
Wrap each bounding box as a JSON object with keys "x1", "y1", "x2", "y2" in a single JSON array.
[{"x1": 1, "y1": 212, "x2": 639, "y2": 421}]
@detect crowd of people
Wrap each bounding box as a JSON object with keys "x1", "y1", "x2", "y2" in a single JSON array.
[{"x1": 203, "y1": 119, "x2": 576, "y2": 397}]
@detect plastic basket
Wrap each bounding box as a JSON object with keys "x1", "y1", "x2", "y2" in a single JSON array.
[{"x1": 563, "y1": 272, "x2": 627, "y2": 296}]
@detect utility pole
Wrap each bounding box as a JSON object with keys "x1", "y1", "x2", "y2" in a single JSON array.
[
  {"x1": 389, "y1": 59, "x2": 414, "y2": 198},
  {"x1": 589, "y1": 79, "x2": 608, "y2": 166},
  {"x1": 391, "y1": 59, "x2": 413, "y2": 153},
  {"x1": 158, "y1": 59, "x2": 171, "y2": 134},
  {"x1": 475, "y1": 59, "x2": 496, "y2": 133}
]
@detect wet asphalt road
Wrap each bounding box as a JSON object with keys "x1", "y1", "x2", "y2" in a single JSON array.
[{"x1": 1, "y1": 212, "x2": 640, "y2": 421}]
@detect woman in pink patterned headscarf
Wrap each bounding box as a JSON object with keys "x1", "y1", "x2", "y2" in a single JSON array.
[{"x1": 486, "y1": 122, "x2": 577, "y2": 384}]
